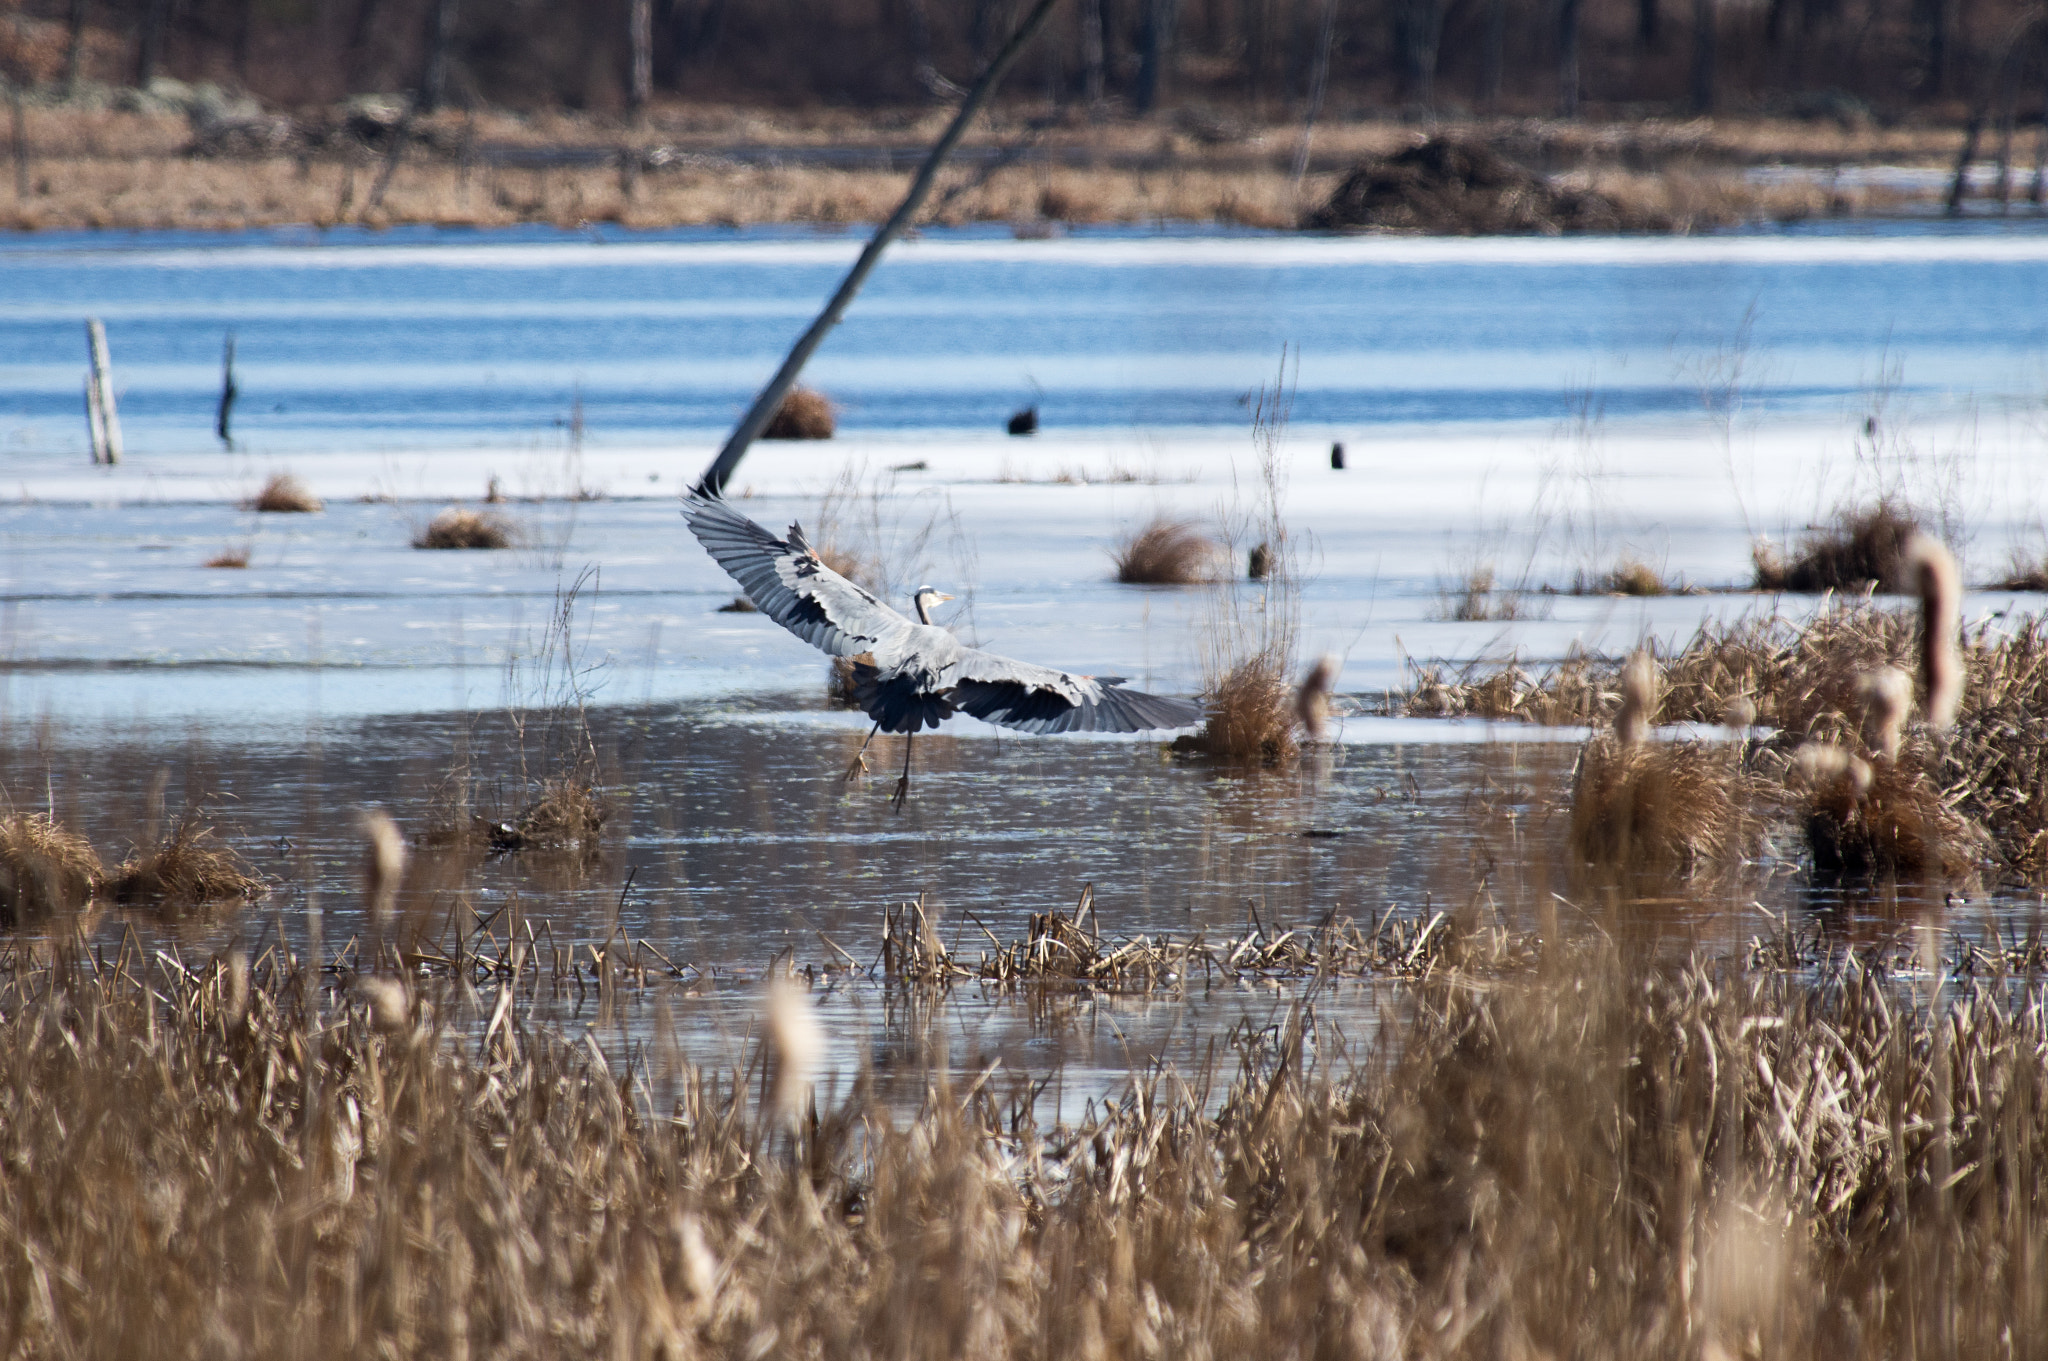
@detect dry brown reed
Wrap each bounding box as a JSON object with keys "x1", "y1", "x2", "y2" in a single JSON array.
[
  {"x1": 1572, "y1": 556, "x2": 1676, "y2": 596},
  {"x1": 1909, "y1": 533, "x2": 1963, "y2": 731},
  {"x1": 204, "y1": 544, "x2": 251, "y2": 568},
  {"x1": 3, "y1": 922, "x2": 2044, "y2": 1356},
  {"x1": 762, "y1": 386, "x2": 836, "y2": 440},
  {"x1": 414, "y1": 507, "x2": 515, "y2": 549},
  {"x1": 359, "y1": 810, "x2": 406, "y2": 925},
  {"x1": 0, "y1": 811, "x2": 101, "y2": 925},
  {"x1": 248, "y1": 472, "x2": 322, "y2": 513},
  {"x1": 105, "y1": 812, "x2": 264, "y2": 911},
  {"x1": 1111, "y1": 515, "x2": 1217, "y2": 586},
  {"x1": 1752, "y1": 499, "x2": 1923, "y2": 592},
  {"x1": 1293, "y1": 655, "x2": 1339, "y2": 742}
]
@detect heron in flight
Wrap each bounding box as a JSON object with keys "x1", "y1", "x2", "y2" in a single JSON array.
[{"x1": 686, "y1": 495, "x2": 1203, "y2": 807}]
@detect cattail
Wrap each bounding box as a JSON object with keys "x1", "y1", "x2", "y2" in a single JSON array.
[
  {"x1": 764, "y1": 975, "x2": 823, "y2": 1128},
  {"x1": 1857, "y1": 667, "x2": 1912, "y2": 761},
  {"x1": 1794, "y1": 742, "x2": 1873, "y2": 799},
  {"x1": 357, "y1": 975, "x2": 410, "y2": 1034},
  {"x1": 1906, "y1": 533, "x2": 1962, "y2": 731},
  {"x1": 359, "y1": 809, "x2": 406, "y2": 925},
  {"x1": 223, "y1": 949, "x2": 249, "y2": 1028},
  {"x1": 1615, "y1": 651, "x2": 1658, "y2": 747},
  {"x1": 1293, "y1": 655, "x2": 1340, "y2": 741},
  {"x1": 1721, "y1": 696, "x2": 1757, "y2": 733}
]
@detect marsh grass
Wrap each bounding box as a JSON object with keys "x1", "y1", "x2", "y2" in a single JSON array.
[
  {"x1": 247, "y1": 472, "x2": 322, "y2": 513},
  {"x1": 1569, "y1": 556, "x2": 1685, "y2": 596},
  {"x1": 1437, "y1": 562, "x2": 1542, "y2": 620},
  {"x1": 1110, "y1": 515, "x2": 1218, "y2": 585},
  {"x1": 0, "y1": 811, "x2": 101, "y2": 925},
  {"x1": 414, "y1": 506, "x2": 515, "y2": 549},
  {"x1": 2, "y1": 912, "x2": 2045, "y2": 1356},
  {"x1": 1185, "y1": 361, "x2": 1301, "y2": 762},
  {"x1": 1991, "y1": 550, "x2": 2048, "y2": 592},
  {"x1": 203, "y1": 543, "x2": 251, "y2": 568},
  {"x1": 762, "y1": 385, "x2": 836, "y2": 440},
  {"x1": 104, "y1": 811, "x2": 264, "y2": 911},
  {"x1": 1753, "y1": 499, "x2": 1924, "y2": 591}
]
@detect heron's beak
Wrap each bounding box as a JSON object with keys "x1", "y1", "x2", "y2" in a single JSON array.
[{"x1": 936, "y1": 592, "x2": 956, "y2": 603}]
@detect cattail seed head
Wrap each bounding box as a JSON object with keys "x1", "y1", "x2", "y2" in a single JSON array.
[
  {"x1": 1857, "y1": 667, "x2": 1912, "y2": 761},
  {"x1": 764, "y1": 975, "x2": 823, "y2": 1128},
  {"x1": 223, "y1": 949, "x2": 249, "y2": 1027},
  {"x1": 357, "y1": 975, "x2": 410, "y2": 1034},
  {"x1": 1615, "y1": 651, "x2": 1658, "y2": 747},
  {"x1": 1905, "y1": 534, "x2": 1963, "y2": 731},
  {"x1": 1794, "y1": 742, "x2": 1873, "y2": 799},
  {"x1": 359, "y1": 809, "x2": 407, "y2": 925},
  {"x1": 1721, "y1": 696, "x2": 1757, "y2": 733},
  {"x1": 1293, "y1": 655, "x2": 1340, "y2": 742}
]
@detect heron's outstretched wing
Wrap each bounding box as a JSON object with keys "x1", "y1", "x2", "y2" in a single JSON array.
[
  {"x1": 686, "y1": 494, "x2": 912, "y2": 659},
  {"x1": 948, "y1": 648, "x2": 1203, "y2": 735}
]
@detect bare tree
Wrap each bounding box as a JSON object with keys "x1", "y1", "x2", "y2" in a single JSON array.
[
  {"x1": 629, "y1": 0, "x2": 653, "y2": 113},
  {"x1": 420, "y1": 0, "x2": 459, "y2": 113},
  {"x1": 1135, "y1": 0, "x2": 1177, "y2": 113}
]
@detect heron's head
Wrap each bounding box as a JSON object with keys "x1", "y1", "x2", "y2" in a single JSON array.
[{"x1": 911, "y1": 585, "x2": 955, "y2": 625}]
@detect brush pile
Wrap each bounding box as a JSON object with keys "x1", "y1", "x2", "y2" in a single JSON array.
[
  {"x1": 2, "y1": 927, "x2": 2043, "y2": 1356},
  {"x1": 1305, "y1": 136, "x2": 1668, "y2": 234}
]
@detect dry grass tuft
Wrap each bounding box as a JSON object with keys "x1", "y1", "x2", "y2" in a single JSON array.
[
  {"x1": 1791, "y1": 736, "x2": 1982, "y2": 879},
  {"x1": 1187, "y1": 650, "x2": 1298, "y2": 763},
  {"x1": 248, "y1": 473, "x2": 322, "y2": 513},
  {"x1": 0, "y1": 812, "x2": 102, "y2": 924},
  {"x1": 762, "y1": 386, "x2": 836, "y2": 440},
  {"x1": 1112, "y1": 515, "x2": 1218, "y2": 585},
  {"x1": 1989, "y1": 551, "x2": 2048, "y2": 592},
  {"x1": 1574, "y1": 557, "x2": 1676, "y2": 596},
  {"x1": 414, "y1": 507, "x2": 514, "y2": 550},
  {"x1": 1438, "y1": 563, "x2": 1536, "y2": 620},
  {"x1": 1569, "y1": 652, "x2": 1758, "y2": 872},
  {"x1": 106, "y1": 814, "x2": 264, "y2": 911},
  {"x1": 204, "y1": 545, "x2": 251, "y2": 568},
  {"x1": 1753, "y1": 500, "x2": 1923, "y2": 592}
]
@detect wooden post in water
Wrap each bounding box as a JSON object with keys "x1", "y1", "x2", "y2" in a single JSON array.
[
  {"x1": 690, "y1": 0, "x2": 1066, "y2": 500},
  {"x1": 85, "y1": 318, "x2": 122, "y2": 465},
  {"x1": 217, "y1": 332, "x2": 238, "y2": 449}
]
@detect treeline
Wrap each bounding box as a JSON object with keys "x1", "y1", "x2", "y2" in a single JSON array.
[{"x1": 3, "y1": 0, "x2": 2044, "y2": 121}]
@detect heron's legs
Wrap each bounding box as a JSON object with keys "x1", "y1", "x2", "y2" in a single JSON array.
[
  {"x1": 890, "y1": 734, "x2": 915, "y2": 812},
  {"x1": 843, "y1": 722, "x2": 881, "y2": 781}
]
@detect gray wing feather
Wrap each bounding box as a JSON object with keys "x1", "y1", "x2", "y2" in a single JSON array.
[
  {"x1": 685, "y1": 494, "x2": 911, "y2": 659},
  {"x1": 949, "y1": 649, "x2": 1203, "y2": 735}
]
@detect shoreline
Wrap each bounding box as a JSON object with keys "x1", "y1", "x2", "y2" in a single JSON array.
[{"x1": 2, "y1": 100, "x2": 2024, "y2": 234}]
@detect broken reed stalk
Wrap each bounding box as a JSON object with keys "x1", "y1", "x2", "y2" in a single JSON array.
[{"x1": 4, "y1": 926, "x2": 2045, "y2": 1355}]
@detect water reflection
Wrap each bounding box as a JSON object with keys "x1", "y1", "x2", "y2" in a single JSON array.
[{"x1": 1, "y1": 700, "x2": 1992, "y2": 1110}]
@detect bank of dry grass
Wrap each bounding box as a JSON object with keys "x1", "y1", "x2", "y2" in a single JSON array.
[{"x1": 1, "y1": 920, "x2": 2042, "y2": 1357}]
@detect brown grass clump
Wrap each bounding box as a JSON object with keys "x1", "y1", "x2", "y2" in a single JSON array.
[
  {"x1": 203, "y1": 545, "x2": 251, "y2": 568},
  {"x1": 1989, "y1": 551, "x2": 2048, "y2": 592},
  {"x1": 413, "y1": 507, "x2": 514, "y2": 550},
  {"x1": 1569, "y1": 653, "x2": 1758, "y2": 872},
  {"x1": 1111, "y1": 515, "x2": 1218, "y2": 585},
  {"x1": 1186, "y1": 650, "x2": 1298, "y2": 763},
  {"x1": 247, "y1": 473, "x2": 322, "y2": 513},
  {"x1": 0, "y1": 812, "x2": 102, "y2": 925},
  {"x1": 1790, "y1": 737, "x2": 1982, "y2": 879},
  {"x1": 1752, "y1": 500, "x2": 1923, "y2": 592},
  {"x1": 105, "y1": 814, "x2": 264, "y2": 911},
  {"x1": 761, "y1": 386, "x2": 836, "y2": 440},
  {"x1": 1573, "y1": 557, "x2": 1674, "y2": 596},
  {"x1": 1305, "y1": 135, "x2": 1672, "y2": 233}
]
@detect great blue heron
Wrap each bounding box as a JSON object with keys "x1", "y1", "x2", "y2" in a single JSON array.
[{"x1": 686, "y1": 494, "x2": 1203, "y2": 807}]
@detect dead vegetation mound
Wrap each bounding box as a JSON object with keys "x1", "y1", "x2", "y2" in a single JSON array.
[
  {"x1": 455, "y1": 780, "x2": 609, "y2": 854},
  {"x1": 0, "y1": 812, "x2": 103, "y2": 924},
  {"x1": 414, "y1": 508, "x2": 514, "y2": 550},
  {"x1": 1112, "y1": 516, "x2": 1218, "y2": 585},
  {"x1": 1753, "y1": 501, "x2": 1923, "y2": 592},
  {"x1": 762, "y1": 387, "x2": 837, "y2": 440},
  {"x1": 248, "y1": 474, "x2": 322, "y2": 513},
  {"x1": 1179, "y1": 650, "x2": 1297, "y2": 763},
  {"x1": 106, "y1": 815, "x2": 264, "y2": 912},
  {"x1": 1305, "y1": 136, "x2": 1669, "y2": 235}
]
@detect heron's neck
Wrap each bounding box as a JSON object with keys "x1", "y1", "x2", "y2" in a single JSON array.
[{"x1": 913, "y1": 595, "x2": 932, "y2": 625}]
